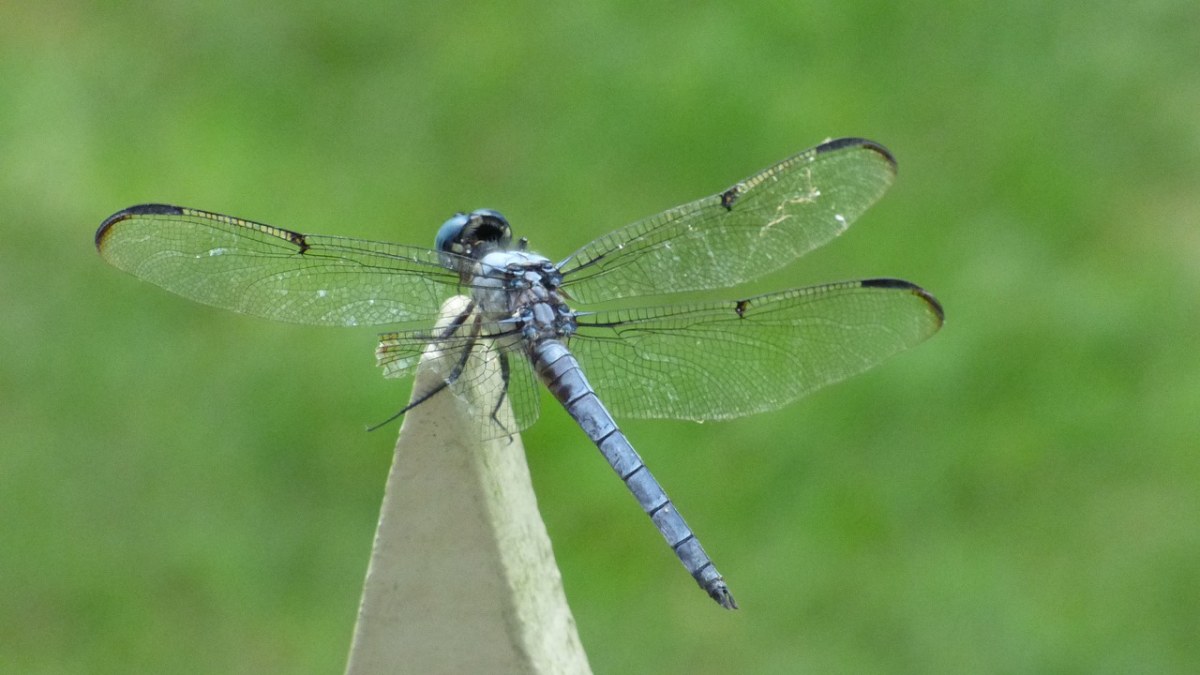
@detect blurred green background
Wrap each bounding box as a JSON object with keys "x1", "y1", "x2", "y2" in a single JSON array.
[{"x1": 3, "y1": 1, "x2": 1197, "y2": 673}]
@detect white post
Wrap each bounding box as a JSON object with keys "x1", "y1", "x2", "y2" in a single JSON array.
[{"x1": 345, "y1": 298, "x2": 591, "y2": 675}]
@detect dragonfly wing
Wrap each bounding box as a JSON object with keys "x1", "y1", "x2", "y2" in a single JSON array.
[
  {"x1": 567, "y1": 279, "x2": 943, "y2": 421},
  {"x1": 559, "y1": 138, "x2": 896, "y2": 304},
  {"x1": 96, "y1": 204, "x2": 462, "y2": 328}
]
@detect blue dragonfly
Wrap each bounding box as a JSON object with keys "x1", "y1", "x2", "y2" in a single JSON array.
[{"x1": 96, "y1": 137, "x2": 943, "y2": 608}]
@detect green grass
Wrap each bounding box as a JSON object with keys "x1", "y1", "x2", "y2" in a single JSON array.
[{"x1": 3, "y1": 2, "x2": 1198, "y2": 673}]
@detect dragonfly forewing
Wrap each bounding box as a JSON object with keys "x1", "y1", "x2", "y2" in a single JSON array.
[
  {"x1": 559, "y1": 138, "x2": 896, "y2": 304},
  {"x1": 96, "y1": 204, "x2": 463, "y2": 328}
]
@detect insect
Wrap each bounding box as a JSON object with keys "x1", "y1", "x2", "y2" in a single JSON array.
[{"x1": 96, "y1": 137, "x2": 943, "y2": 608}]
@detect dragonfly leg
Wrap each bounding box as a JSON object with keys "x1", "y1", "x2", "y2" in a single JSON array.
[
  {"x1": 368, "y1": 311, "x2": 481, "y2": 432},
  {"x1": 488, "y1": 352, "x2": 517, "y2": 438}
]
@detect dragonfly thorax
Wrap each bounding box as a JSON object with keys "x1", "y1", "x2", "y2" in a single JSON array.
[{"x1": 473, "y1": 250, "x2": 575, "y2": 345}]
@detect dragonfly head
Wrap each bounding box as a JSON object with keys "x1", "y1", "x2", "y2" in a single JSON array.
[{"x1": 436, "y1": 209, "x2": 513, "y2": 261}]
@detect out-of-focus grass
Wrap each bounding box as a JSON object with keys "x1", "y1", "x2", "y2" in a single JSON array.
[{"x1": 2, "y1": 2, "x2": 1197, "y2": 673}]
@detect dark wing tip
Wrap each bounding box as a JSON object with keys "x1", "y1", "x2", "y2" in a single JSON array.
[
  {"x1": 862, "y1": 277, "x2": 945, "y2": 325},
  {"x1": 95, "y1": 203, "x2": 184, "y2": 250},
  {"x1": 815, "y1": 137, "x2": 897, "y2": 173}
]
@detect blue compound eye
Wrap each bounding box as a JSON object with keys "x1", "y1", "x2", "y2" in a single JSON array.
[
  {"x1": 435, "y1": 213, "x2": 470, "y2": 253},
  {"x1": 466, "y1": 210, "x2": 511, "y2": 250},
  {"x1": 436, "y1": 209, "x2": 512, "y2": 259},
  {"x1": 470, "y1": 208, "x2": 507, "y2": 224}
]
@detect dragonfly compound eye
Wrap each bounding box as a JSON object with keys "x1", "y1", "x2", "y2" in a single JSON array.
[
  {"x1": 435, "y1": 213, "x2": 471, "y2": 254},
  {"x1": 466, "y1": 209, "x2": 512, "y2": 249},
  {"x1": 436, "y1": 210, "x2": 512, "y2": 258}
]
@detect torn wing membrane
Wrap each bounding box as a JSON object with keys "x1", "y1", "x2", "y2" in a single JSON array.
[
  {"x1": 558, "y1": 139, "x2": 897, "y2": 305},
  {"x1": 565, "y1": 279, "x2": 943, "y2": 422}
]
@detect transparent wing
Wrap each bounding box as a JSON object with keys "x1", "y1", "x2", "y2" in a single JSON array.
[
  {"x1": 567, "y1": 279, "x2": 943, "y2": 421},
  {"x1": 376, "y1": 305, "x2": 542, "y2": 437},
  {"x1": 95, "y1": 204, "x2": 463, "y2": 328},
  {"x1": 559, "y1": 138, "x2": 896, "y2": 304}
]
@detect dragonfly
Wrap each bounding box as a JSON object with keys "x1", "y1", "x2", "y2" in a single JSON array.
[{"x1": 95, "y1": 137, "x2": 943, "y2": 609}]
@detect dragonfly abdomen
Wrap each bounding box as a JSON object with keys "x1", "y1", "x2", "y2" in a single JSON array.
[{"x1": 531, "y1": 339, "x2": 737, "y2": 609}]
